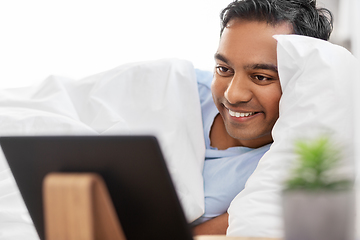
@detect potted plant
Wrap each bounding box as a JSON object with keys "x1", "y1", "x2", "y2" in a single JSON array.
[{"x1": 282, "y1": 136, "x2": 354, "y2": 240}]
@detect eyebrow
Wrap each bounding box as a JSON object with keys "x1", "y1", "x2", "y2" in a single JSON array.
[
  {"x1": 245, "y1": 63, "x2": 278, "y2": 73},
  {"x1": 214, "y1": 53, "x2": 278, "y2": 73},
  {"x1": 214, "y1": 53, "x2": 231, "y2": 65}
]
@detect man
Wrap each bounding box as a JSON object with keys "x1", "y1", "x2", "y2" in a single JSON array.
[{"x1": 192, "y1": 0, "x2": 333, "y2": 235}]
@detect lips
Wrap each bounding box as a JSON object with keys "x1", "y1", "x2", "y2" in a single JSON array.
[
  {"x1": 228, "y1": 109, "x2": 256, "y2": 118},
  {"x1": 224, "y1": 103, "x2": 262, "y2": 119}
]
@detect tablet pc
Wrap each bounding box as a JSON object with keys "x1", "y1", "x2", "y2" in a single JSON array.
[{"x1": 0, "y1": 135, "x2": 193, "y2": 240}]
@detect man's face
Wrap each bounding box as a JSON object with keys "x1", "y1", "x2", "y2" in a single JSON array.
[{"x1": 211, "y1": 20, "x2": 293, "y2": 148}]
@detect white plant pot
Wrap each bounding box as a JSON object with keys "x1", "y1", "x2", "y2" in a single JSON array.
[{"x1": 282, "y1": 190, "x2": 355, "y2": 240}]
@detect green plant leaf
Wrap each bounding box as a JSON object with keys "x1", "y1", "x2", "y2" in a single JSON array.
[{"x1": 284, "y1": 136, "x2": 352, "y2": 191}]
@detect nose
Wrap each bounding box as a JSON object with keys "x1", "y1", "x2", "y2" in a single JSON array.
[{"x1": 224, "y1": 74, "x2": 253, "y2": 104}]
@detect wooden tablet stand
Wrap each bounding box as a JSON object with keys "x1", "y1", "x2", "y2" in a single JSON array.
[
  {"x1": 42, "y1": 173, "x2": 279, "y2": 240},
  {"x1": 43, "y1": 173, "x2": 126, "y2": 240}
]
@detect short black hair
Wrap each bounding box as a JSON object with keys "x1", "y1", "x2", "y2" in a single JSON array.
[{"x1": 220, "y1": 0, "x2": 333, "y2": 40}]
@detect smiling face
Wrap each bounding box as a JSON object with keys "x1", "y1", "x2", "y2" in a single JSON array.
[{"x1": 211, "y1": 20, "x2": 293, "y2": 149}]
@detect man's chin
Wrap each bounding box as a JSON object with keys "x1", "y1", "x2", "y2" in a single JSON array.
[{"x1": 226, "y1": 128, "x2": 273, "y2": 148}]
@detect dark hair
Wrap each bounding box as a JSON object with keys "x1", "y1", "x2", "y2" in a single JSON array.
[{"x1": 220, "y1": 0, "x2": 333, "y2": 40}]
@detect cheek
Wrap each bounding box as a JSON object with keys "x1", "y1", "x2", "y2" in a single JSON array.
[
  {"x1": 211, "y1": 77, "x2": 225, "y2": 100},
  {"x1": 261, "y1": 86, "x2": 282, "y2": 117}
]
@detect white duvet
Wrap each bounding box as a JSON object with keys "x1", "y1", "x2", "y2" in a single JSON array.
[{"x1": 0, "y1": 59, "x2": 205, "y2": 239}]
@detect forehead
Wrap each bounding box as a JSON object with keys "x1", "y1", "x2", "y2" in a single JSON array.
[{"x1": 217, "y1": 20, "x2": 293, "y2": 67}]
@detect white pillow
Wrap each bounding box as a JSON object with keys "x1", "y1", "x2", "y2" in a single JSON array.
[
  {"x1": 227, "y1": 35, "x2": 359, "y2": 238},
  {"x1": 0, "y1": 59, "x2": 205, "y2": 239}
]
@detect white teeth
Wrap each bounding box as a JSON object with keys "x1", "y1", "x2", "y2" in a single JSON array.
[{"x1": 228, "y1": 109, "x2": 255, "y2": 118}]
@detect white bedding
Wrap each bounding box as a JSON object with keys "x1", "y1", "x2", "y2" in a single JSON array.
[{"x1": 0, "y1": 59, "x2": 205, "y2": 239}]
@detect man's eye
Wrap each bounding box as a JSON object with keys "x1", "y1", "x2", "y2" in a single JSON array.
[
  {"x1": 218, "y1": 66, "x2": 228, "y2": 72},
  {"x1": 254, "y1": 75, "x2": 271, "y2": 81},
  {"x1": 216, "y1": 66, "x2": 233, "y2": 76}
]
